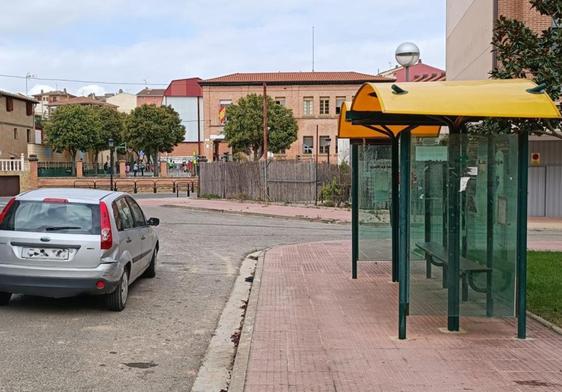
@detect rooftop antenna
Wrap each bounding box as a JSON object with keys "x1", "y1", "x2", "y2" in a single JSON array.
[{"x1": 312, "y1": 26, "x2": 314, "y2": 72}]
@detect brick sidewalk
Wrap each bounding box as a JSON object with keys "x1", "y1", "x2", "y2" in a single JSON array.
[
  {"x1": 239, "y1": 240, "x2": 562, "y2": 392},
  {"x1": 138, "y1": 198, "x2": 351, "y2": 223}
]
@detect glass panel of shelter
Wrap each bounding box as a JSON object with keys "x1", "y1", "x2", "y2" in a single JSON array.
[
  {"x1": 357, "y1": 143, "x2": 392, "y2": 263},
  {"x1": 408, "y1": 133, "x2": 517, "y2": 319}
]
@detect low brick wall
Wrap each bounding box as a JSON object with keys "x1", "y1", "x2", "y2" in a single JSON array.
[{"x1": 37, "y1": 176, "x2": 198, "y2": 194}]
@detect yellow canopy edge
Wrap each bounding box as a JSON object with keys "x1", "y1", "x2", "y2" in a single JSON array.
[
  {"x1": 351, "y1": 79, "x2": 561, "y2": 119},
  {"x1": 338, "y1": 101, "x2": 441, "y2": 139}
]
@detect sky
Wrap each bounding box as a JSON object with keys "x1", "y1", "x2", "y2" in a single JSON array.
[{"x1": 0, "y1": 0, "x2": 445, "y2": 96}]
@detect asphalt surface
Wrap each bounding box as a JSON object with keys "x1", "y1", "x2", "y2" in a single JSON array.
[{"x1": 0, "y1": 205, "x2": 350, "y2": 392}]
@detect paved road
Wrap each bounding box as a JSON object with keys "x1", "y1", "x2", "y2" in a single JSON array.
[{"x1": 0, "y1": 206, "x2": 350, "y2": 392}]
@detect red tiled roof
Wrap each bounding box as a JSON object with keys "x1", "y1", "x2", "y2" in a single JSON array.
[
  {"x1": 378, "y1": 61, "x2": 446, "y2": 82},
  {"x1": 164, "y1": 78, "x2": 202, "y2": 97},
  {"x1": 48, "y1": 97, "x2": 117, "y2": 107},
  {"x1": 0, "y1": 90, "x2": 38, "y2": 103},
  {"x1": 413, "y1": 72, "x2": 446, "y2": 82},
  {"x1": 201, "y1": 72, "x2": 392, "y2": 85},
  {"x1": 136, "y1": 88, "x2": 166, "y2": 97}
]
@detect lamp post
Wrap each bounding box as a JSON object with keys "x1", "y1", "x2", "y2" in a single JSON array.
[
  {"x1": 395, "y1": 42, "x2": 420, "y2": 337},
  {"x1": 395, "y1": 42, "x2": 420, "y2": 82},
  {"x1": 108, "y1": 138, "x2": 115, "y2": 191}
]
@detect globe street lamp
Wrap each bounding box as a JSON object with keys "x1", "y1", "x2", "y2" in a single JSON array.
[
  {"x1": 395, "y1": 42, "x2": 420, "y2": 82},
  {"x1": 108, "y1": 138, "x2": 115, "y2": 191}
]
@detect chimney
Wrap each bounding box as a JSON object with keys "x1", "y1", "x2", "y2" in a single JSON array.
[
  {"x1": 118, "y1": 88, "x2": 123, "y2": 94},
  {"x1": 63, "y1": 88, "x2": 67, "y2": 93}
]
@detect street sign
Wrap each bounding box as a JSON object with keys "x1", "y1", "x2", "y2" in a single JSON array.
[{"x1": 530, "y1": 152, "x2": 540, "y2": 166}]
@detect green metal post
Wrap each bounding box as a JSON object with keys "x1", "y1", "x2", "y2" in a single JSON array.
[
  {"x1": 442, "y1": 162, "x2": 448, "y2": 247},
  {"x1": 486, "y1": 135, "x2": 496, "y2": 316},
  {"x1": 391, "y1": 137, "x2": 399, "y2": 282},
  {"x1": 516, "y1": 131, "x2": 528, "y2": 339},
  {"x1": 447, "y1": 125, "x2": 461, "y2": 332},
  {"x1": 461, "y1": 140, "x2": 468, "y2": 258},
  {"x1": 351, "y1": 143, "x2": 359, "y2": 279},
  {"x1": 398, "y1": 131, "x2": 411, "y2": 339},
  {"x1": 424, "y1": 162, "x2": 432, "y2": 278}
]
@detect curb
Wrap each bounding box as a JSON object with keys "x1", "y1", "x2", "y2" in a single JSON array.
[
  {"x1": 191, "y1": 251, "x2": 260, "y2": 392},
  {"x1": 161, "y1": 204, "x2": 349, "y2": 225},
  {"x1": 527, "y1": 311, "x2": 562, "y2": 336},
  {"x1": 228, "y1": 250, "x2": 266, "y2": 392}
]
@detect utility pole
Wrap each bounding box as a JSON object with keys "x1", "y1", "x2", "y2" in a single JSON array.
[
  {"x1": 262, "y1": 82, "x2": 268, "y2": 159},
  {"x1": 315, "y1": 125, "x2": 319, "y2": 205},
  {"x1": 263, "y1": 82, "x2": 269, "y2": 200},
  {"x1": 197, "y1": 96, "x2": 202, "y2": 157},
  {"x1": 312, "y1": 26, "x2": 314, "y2": 72}
]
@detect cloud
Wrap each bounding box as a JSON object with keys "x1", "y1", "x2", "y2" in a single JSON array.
[
  {"x1": 0, "y1": 1, "x2": 445, "y2": 94},
  {"x1": 76, "y1": 85, "x2": 106, "y2": 97},
  {"x1": 28, "y1": 84, "x2": 56, "y2": 95}
]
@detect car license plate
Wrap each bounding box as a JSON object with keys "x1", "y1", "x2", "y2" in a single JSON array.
[{"x1": 23, "y1": 247, "x2": 69, "y2": 260}]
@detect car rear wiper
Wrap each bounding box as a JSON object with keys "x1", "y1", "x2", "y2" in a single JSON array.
[{"x1": 45, "y1": 226, "x2": 83, "y2": 231}]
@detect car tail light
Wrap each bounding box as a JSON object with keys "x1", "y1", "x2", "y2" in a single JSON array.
[
  {"x1": 100, "y1": 201, "x2": 113, "y2": 250},
  {"x1": 0, "y1": 197, "x2": 16, "y2": 225},
  {"x1": 43, "y1": 198, "x2": 69, "y2": 204}
]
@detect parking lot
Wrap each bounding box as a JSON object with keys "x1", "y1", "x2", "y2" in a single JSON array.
[{"x1": 0, "y1": 204, "x2": 350, "y2": 392}]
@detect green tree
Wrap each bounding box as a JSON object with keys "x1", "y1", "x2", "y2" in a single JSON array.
[
  {"x1": 478, "y1": 0, "x2": 562, "y2": 137},
  {"x1": 123, "y1": 104, "x2": 185, "y2": 170},
  {"x1": 224, "y1": 94, "x2": 298, "y2": 160},
  {"x1": 44, "y1": 104, "x2": 98, "y2": 162},
  {"x1": 90, "y1": 105, "x2": 125, "y2": 163}
]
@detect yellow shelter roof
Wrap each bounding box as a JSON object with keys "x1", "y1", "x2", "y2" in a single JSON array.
[
  {"x1": 339, "y1": 79, "x2": 561, "y2": 139},
  {"x1": 338, "y1": 101, "x2": 441, "y2": 139}
]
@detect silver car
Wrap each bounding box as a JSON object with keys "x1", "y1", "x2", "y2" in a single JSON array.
[{"x1": 0, "y1": 188, "x2": 159, "y2": 311}]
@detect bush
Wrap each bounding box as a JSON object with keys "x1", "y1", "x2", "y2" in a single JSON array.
[{"x1": 320, "y1": 178, "x2": 348, "y2": 207}]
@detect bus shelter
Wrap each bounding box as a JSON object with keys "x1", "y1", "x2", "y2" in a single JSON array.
[{"x1": 338, "y1": 80, "x2": 561, "y2": 339}]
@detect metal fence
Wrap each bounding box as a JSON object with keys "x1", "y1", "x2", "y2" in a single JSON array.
[
  {"x1": 38, "y1": 162, "x2": 74, "y2": 177},
  {"x1": 200, "y1": 160, "x2": 350, "y2": 203}
]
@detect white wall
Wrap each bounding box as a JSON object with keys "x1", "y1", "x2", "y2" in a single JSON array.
[
  {"x1": 446, "y1": 0, "x2": 494, "y2": 80},
  {"x1": 162, "y1": 96, "x2": 204, "y2": 142},
  {"x1": 106, "y1": 93, "x2": 136, "y2": 113}
]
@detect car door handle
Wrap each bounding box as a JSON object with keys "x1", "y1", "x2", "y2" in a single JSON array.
[
  {"x1": 126, "y1": 237, "x2": 132, "y2": 243},
  {"x1": 141, "y1": 236, "x2": 146, "y2": 240}
]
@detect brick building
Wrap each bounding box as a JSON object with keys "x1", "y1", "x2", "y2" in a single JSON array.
[
  {"x1": 378, "y1": 60, "x2": 446, "y2": 82},
  {"x1": 136, "y1": 88, "x2": 165, "y2": 107},
  {"x1": 32, "y1": 89, "x2": 75, "y2": 118},
  {"x1": 162, "y1": 78, "x2": 204, "y2": 160},
  {"x1": 0, "y1": 90, "x2": 37, "y2": 160},
  {"x1": 200, "y1": 72, "x2": 392, "y2": 162},
  {"x1": 447, "y1": 0, "x2": 562, "y2": 217}
]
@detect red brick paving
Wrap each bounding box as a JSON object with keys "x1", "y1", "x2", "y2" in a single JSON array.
[
  {"x1": 243, "y1": 240, "x2": 562, "y2": 392},
  {"x1": 138, "y1": 198, "x2": 351, "y2": 223}
]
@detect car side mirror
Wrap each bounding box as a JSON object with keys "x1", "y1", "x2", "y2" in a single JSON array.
[{"x1": 147, "y1": 217, "x2": 160, "y2": 226}]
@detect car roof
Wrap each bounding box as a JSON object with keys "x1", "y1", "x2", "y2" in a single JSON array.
[{"x1": 17, "y1": 188, "x2": 122, "y2": 203}]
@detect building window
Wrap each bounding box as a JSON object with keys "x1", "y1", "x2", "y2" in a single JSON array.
[
  {"x1": 320, "y1": 97, "x2": 330, "y2": 115},
  {"x1": 26, "y1": 102, "x2": 33, "y2": 116},
  {"x1": 319, "y1": 136, "x2": 331, "y2": 154},
  {"x1": 219, "y1": 99, "x2": 232, "y2": 125},
  {"x1": 13, "y1": 128, "x2": 17, "y2": 139},
  {"x1": 303, "y1": 97, "x2": 313, "y2": 116},
  {"x1": 303, "y1": 136, "x2": 313, "y2": 154},
  {"x1": 27, "y1": 129, "x2": 32, "y2": 143},
  {"x1": 335, "y1": 97, "x2": 346, "y2": 114},
  {"x1": 275, "y1": 97, "x2": 286, "y2": 106},
  {"x1": 6, "y1": 97, "x2": 14, "y2": 112}
]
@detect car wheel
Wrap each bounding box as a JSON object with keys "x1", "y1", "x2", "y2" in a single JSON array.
[
  {"x1": 143, "y1": 248, "x2": 157, "y2": 279},
  {"x1": 0, "y1": 292, "x2": 11, "y2": 306},
  {"x1": 105, "y1": 270, "x2": 129, "y2": 311}
]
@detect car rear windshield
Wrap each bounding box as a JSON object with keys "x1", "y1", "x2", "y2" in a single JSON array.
[{"x1": 0, "y1": 200, "x2": 100, "y2": 235}]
